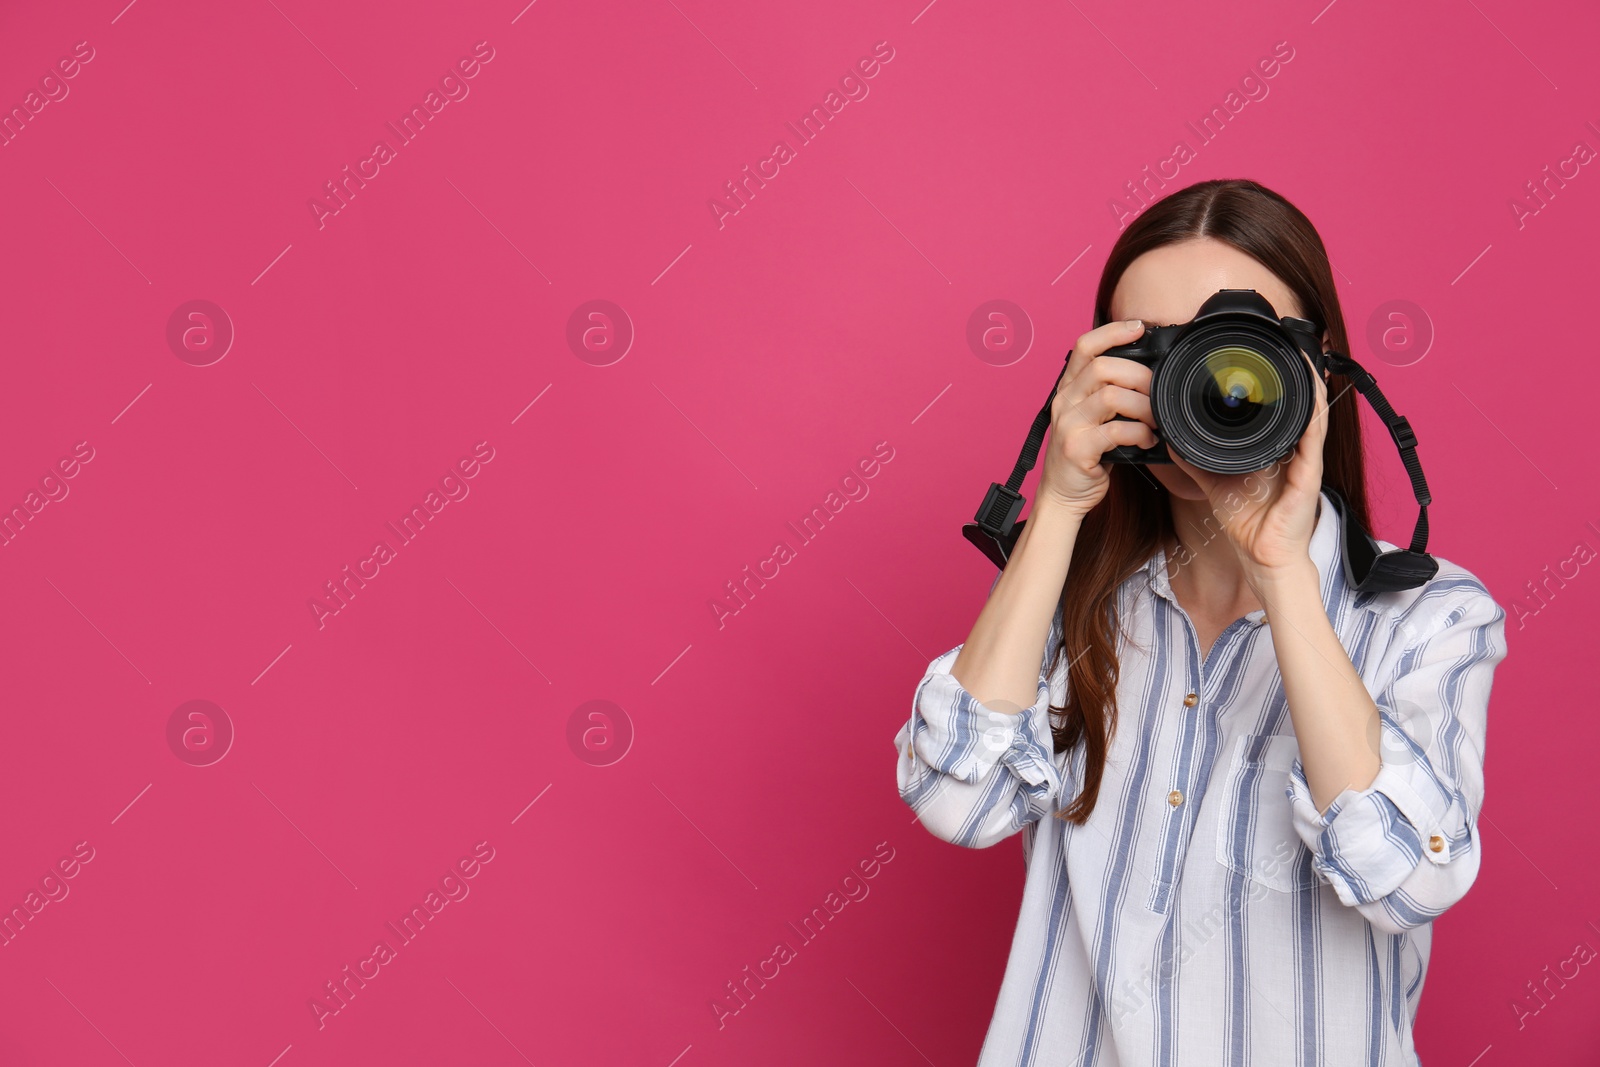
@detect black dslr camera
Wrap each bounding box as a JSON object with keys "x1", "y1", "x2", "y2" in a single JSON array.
[
  {"x1": 963, "y1": 288, "x2": 1441, "y2": 592},
  {"x1": 1098, "y1": 289, "x2": 1324, "y2": 474}
]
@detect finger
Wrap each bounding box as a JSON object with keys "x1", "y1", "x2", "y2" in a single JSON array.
[
  {"x1": 1287, "y1": 402, "x2": 1326, "y2": 492},
  {"x1": 1072, "y1": 384, "x2": 1155, "y2": 428},
  {"x1": 1062, "y1": 355, "x2": 1154, "y2": 404},
  {"x1": 1061, "y1": 318, "x2": 1146, "y2": 383},
  {"x1": 1088, "y1": 414, "x2": 1160, "y2": 453},
  {"x1": 1301, "y1": 362, "x2": 1331, "y2": 450},
  {"x1": 1271, "y1": 352, "x2": 1327, "y2": 485},
  {"x1": 1300, "y1": 351, "x2": 1331, "y2": 433},
  {"x1": 1312, "y1": 369, "x2": 1329, "y2": 434},
  {"x1": 1281, "y1": 388, "x2": 1327, "y2": 496}
]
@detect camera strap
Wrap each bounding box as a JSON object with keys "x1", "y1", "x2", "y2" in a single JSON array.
[
  {"x1": 1315, "y1": 350, "x2": 1438, "y2": 592},
  {"x1": 966, "y1": 350, "x2": 1068, "y2": 572},
  {"x1": 964, "y1": 349, "x2": 1440, "y2": 591},
  {"x1": 966, "y1": 356, "x2": 1068, "y2": 563},
  {"x1": 1318, "y1": 351, "x2": 1429, "y2": 554}
]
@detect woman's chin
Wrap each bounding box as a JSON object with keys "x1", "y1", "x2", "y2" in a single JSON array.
[{"x1": 1150, "y1": 463, "x2": 1208, "y2": 500}]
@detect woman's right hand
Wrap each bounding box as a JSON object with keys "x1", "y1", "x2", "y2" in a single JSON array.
[{"x1": 1037, "y1": 319, "x2": 1159, "y2": 518}]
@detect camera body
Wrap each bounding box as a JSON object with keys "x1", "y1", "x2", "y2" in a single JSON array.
[{"x1": 1099, "y1": 288, "x2": 1326, "y2": 474}]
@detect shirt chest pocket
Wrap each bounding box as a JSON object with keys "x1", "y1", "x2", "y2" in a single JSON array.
[{"x1": 1214, "y1": 733, "x2": 1319, "y2": 893}]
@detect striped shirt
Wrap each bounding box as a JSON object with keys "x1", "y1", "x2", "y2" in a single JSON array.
[{"x1": 895, "y1": 489, "x2": 1508, "y2": 1066}]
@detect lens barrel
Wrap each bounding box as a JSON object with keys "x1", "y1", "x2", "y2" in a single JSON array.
[{"x1": 1152, "y1": 322, "x2": 1314, "y2": 474}]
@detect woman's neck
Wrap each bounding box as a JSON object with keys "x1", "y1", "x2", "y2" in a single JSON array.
[{"x1": 1163, "y1": 494, "x2": 1263, "y2": 619}]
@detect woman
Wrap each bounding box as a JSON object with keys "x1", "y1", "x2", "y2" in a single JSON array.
[{"x1": 895, "y1": 178, "x2": 1507, "y2": 1065}]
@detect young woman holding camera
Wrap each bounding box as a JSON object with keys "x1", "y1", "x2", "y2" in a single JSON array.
[{"x1": 895, "y1": 179, "x2": 1507, "y2": 1065}]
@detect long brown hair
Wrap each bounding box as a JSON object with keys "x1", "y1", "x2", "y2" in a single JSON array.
[{"x1": 1050, "y1": 178, "x2": 1371, "y2": 824}]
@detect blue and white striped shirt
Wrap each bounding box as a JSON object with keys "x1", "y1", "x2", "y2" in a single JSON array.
[{"x1": 896, "y1": 490, "x2": 1508, "y2": 1066}]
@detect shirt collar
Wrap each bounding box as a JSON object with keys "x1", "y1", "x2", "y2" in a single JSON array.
[{"x1": 1143, "y1": 488, "x2": 1343, "y2": 626}]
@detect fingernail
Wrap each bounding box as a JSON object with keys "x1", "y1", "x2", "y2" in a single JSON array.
[{"x1": 1126, "y1": 319, "x2": 1143, "y2": 330}]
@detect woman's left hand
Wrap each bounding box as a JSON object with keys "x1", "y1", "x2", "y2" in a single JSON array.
[{"x1": 1168, "y1": 357, "x2": 1330, "y2": 579}]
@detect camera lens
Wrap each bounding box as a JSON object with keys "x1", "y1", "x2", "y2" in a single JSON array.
[
  {"x1": 1152, "y1": 330, "x2": 1314, "y2": 474},
  {"x1": 1195, "y1": 346, "x2": 1282, "y2": 431}
]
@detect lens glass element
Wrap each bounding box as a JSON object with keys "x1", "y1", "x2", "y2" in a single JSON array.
[
  {"x1": 1192, "y1": 346, "x2": 1283, "y2": 435},
  {"x1": 1150, "y1": 313, "x2": 1316, "y2": 475}
]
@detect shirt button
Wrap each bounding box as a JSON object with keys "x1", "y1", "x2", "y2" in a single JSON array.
[
  {"x1": 1182, "y1": 693, "x2": 1198, "y2": 707},
  {"x1": 1428, "y1": 835, "x2": 1444, "y2": 853},
  {"x1": 1168, "y1": 789, "x2": 1184, "y2": 807}
]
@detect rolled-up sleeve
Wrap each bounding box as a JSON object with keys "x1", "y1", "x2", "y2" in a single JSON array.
[
  {"x1": 896, "y1": 606, "x2": 1070, "y2": 849},
  {"x1": 1284, "y1": 584, "x2": 1508, "y2": 934}
]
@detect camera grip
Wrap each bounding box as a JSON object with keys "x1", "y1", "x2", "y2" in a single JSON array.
[
  {"x1": 1103, "y1": 440, "x2": 1170, "y2": 467},
  {"x1": 1103, "y1": 445, "x2": 1170, "y2": 464}
]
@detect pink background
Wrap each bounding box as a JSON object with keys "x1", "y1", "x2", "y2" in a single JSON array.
[{"x1": 0, "y1": 0, "x2": 1595, "y2": 1064}]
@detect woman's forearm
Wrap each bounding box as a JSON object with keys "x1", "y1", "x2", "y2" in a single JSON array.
[
  {"x1": 1254, "y1": 561, "x2": 1382, "y2": 814},
  {"x1": 950, "y1": 499, "x2": 1083, "y2": 712}
]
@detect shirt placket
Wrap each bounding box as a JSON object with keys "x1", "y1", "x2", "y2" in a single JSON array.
[{"x1": 1145, "y1": 603, "x2": 1258, "y2": 915}]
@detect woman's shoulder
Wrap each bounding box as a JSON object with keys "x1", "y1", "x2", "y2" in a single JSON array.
[{"x1": 1353, "y1": 543, "x2": 1506, "y2": 644}]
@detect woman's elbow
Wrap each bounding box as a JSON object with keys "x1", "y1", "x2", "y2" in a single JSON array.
[
  {"x1": 1355, "y1": 847, "x2": 1482, "y2": 935},
  {"x1": 899, "y1": 774, "x2": 1034, "y2": 850}
]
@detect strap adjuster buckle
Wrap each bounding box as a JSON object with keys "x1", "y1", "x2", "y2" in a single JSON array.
[
  {"x1": 975, "y1": 482, "x2": 1025, "y2": 538},
  {"x1": 1389, "y1": 415, "x2": 1418, "y2": 452}
]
